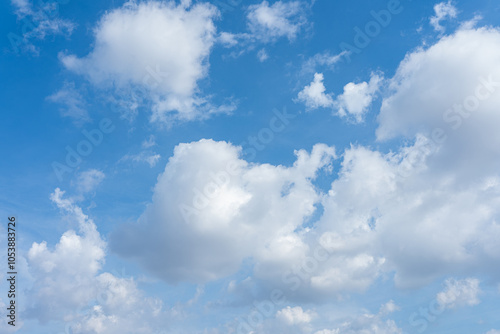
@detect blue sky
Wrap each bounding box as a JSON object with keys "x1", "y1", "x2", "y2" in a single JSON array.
[{"x1": 1, "y1": 0, "x2": 500, "y2": 333}]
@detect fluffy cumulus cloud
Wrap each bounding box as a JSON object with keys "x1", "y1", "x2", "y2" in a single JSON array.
[
  {"x1": 297, "y1": 72, "x2": 382, "y2": 122},
  {"x1": 436, "y1": 278, "x2": 481, "y2": 309},
  {"x1": 73, "y1": 169, "x2": 105, "y2": 194},
  {"x1": 60, "y1": 0, "x2": 228, "y2": 124},
  {"x1": 110, "y1": 139, "x2": 336, "y2": 284},
  {"x1": 297, "y1": 73, "x2": 334, "y2": 110},
  {"x1": 24, "y1": 189, "x2": 171, "y2": 333},
  {"x1": 247, "y1": 0, "x2": 308, "y2": 42},
  {"x1": 334, "y1": 73, "x2": 383, "y2": 123},
  {"x1": 430, "y1": 1, "x2": 458, "y2": 33},
  {"x1": 314, "y1": 301, "x2": 401, "y2": 334}
]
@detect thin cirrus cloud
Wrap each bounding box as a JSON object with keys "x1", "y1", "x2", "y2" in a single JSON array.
[
  {"x1": 7, "y1": 1, "x2": 500, "y2": 333},
  {"x1": 46, "y1": 82, "x2": 90, "y2": 125},
  {"x1": 436, "y1": 278, "x2": 481, "y2": 310}
]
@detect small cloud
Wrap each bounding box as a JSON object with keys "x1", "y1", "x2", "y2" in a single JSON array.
[
  {"x1": 334, "y1": 73, "x2": 383, "y2": 123},
  {"x1": 142, "y1": 135, "x2": 157, "y2": 149},
  {"x1": 430, "y1": 1, "x2": 458, "y2": 33},
  {"x1": 379, "y1": 300, "x2": 399, "y2": 315},
  {"x1": 296, "y1": 72, "x2": 382, "y2": 123},
  {"x1": 301, "y1": 51, "x2": 348, "y2": 75},
  {"x1": 73, "y1": 169, "x2": 105, "y2": 194},
  {"x1": 459, "y1": 14, "x2": 482, "y2": 30},
  {"x1": 436, "y1": 278, "x2": 481, "y2": 310}
]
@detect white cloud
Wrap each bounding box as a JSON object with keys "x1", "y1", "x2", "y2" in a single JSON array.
[
  {"x1": 247, "y1": 1, "x2": 308, "y2": 42},
  {"x1": 104, "y1": 28, "x2": 500, "y2": 300},
  {"x1": 297, "y1": 72, "x2": 382, "y2": 122},
  {"x1": 142, "y1": 135, "x2": 157, "y2": 149},
  {"x1": 218, "y1": 31, "x2": 239, "y2": 47},
  {"x1": 24, "y1": 189, "x2": 171, "y2": 332},
  {"x1": 436, "y1": 278, "x2": 481, "y2": 309},
  {"x1": 376, "y1": 27, "x2": 500, "y2": 185},
  {"x1": 334, "y1": 73, "x2": 383, "y2": 123},
  {"x1": 47, "y1": 82, "x2": 90, "y2": 125},
  {"x1": 297, "y1": 73, "x2": 334, "y2": 110},
  {"x1": 73, "y1": 169, "x2": 105, "y2": 194},
  {"x1": 377, "y1": 28, "x2": 500, "y2": 140},
  {"x1": 124, "y1": 152, "x2": 161, "y2": 167},
  {"x1": 10, "y1": 0, "x2": 75, "y2": 53},
  {"x1": 60, "y1": 1, "x2": 227, "y2": 124},
  {"x1": 276, "y1": 306, "x2": 314, "y2": 325},
  {"x1": 487, "y1": 330, "x2": 500, "y2": 334},
  {"x1": 430, "y1": 1, "x2": 458, "y2": 33},
  {"x1": 111, "y1": 139, "x2": 336, "y2": 283}
]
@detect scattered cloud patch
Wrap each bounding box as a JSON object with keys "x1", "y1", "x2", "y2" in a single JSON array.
[
  {"x1": 314, "y1": 301, "x2": 401, "y2": 334},
  {"x1": 334, "y1": 73, "x2": 383, "y2": 123},
  {"x1": 247, "y1": 1, "x2": 309, "y2": 42},
  {"x1": 437, "y1": 278, "x2": 481, "y2": 309},
  {"x1": 141, "y1": 135, "x2": 157, "y2": 149},
  {"x1": 121, "y1": 152, "x2": 161, "y2": 167},
  {"x1": 297, "y1": 72, "x2": 382, "y2": 122},
  {"x1": 73, "y1": 169, "x2": 105, "y2": 194},
  {"x1": 297, "y1": 73, "x2": 334, "y2": 110},
  {"x1": 276, "y1": 306, "x2": 315, "y2": 325},
  {"x1": 301, "y1": 51, "x2": 348, "y2": 75},
  {"x1": 430, "y1": 1, "x2": 458, "y2": 33},
  {"x1": 10, "y1": 0, "x2": 75, "y2": 54}
]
